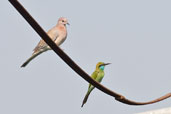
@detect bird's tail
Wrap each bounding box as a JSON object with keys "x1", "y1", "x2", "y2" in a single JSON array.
[
  {"x1": 21, "y1": 50, "x2": 45, "y2": 67},
  {"x1": 81, "y1": 89, "x2": 92, "y2": 107}
]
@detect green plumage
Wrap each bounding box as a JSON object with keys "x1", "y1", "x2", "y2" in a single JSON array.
[{"x1": 81, "y1": 62, "x2": 110, "y2": 107}]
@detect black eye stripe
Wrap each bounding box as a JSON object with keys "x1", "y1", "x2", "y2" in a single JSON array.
[{"x1": 99, "y1": 64, "x2": 103, "y2": 67}]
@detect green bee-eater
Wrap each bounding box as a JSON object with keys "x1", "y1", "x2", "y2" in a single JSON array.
[{"x1": 81, "y1": 62, "x2": 111, "y2": 107}]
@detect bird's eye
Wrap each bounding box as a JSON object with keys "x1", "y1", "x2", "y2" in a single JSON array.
[{"x1": 62, "y1": 20, "x2": 65, "y2": 22}]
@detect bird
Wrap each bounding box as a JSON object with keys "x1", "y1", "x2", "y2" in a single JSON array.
[
  {"x1": 21, "y1": 17, "x2": 69, "y2": 67},
  {"x1": 81, "y1": 62, "x2": 111, "y2": 107}
]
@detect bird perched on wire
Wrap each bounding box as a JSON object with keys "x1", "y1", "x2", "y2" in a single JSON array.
[
  {"x1": 81, "y1": 62, "x2": 111, "y2": 107},
  {"x1": 21, "y1": 17, "x2": 69, "y2": 67}
]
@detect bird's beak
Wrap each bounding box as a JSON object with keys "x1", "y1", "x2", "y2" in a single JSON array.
[
  {"x1": 67, "y1": 22, "x2": 70, "y2": 25},
  {"x1": 104, "y1": 63, "x2": 111, "y2": 66}
]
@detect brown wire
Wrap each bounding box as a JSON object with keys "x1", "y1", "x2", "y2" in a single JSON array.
[{"x1": 9, "y1": 0, "x2": 171, "y2": 105}]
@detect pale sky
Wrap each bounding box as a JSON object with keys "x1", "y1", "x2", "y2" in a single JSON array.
[{"x1": 0, "y1": 0, "x2": 170, "y2": 114}]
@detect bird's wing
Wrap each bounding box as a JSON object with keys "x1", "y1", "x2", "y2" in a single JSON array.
[
  {"x1": 47, "y1": 27, "x2": 59, "y2": 41},
  {"x1": 91, "y1": 70, "x2": 98, "y2": 79},
  {"x1": 33, "y1": 27, "x2": 59, "y2": 52},
  {"x1": 86, "y1": 71, "x2": 104, "y2": 97},
  {"x1": 95, "y1": 71, "x2": 104, "y2": 83},
  {"x1": 88, "y1": 71, "x2": 98, "y2": 89}
]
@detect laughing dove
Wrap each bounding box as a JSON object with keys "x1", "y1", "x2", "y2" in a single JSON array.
[{"x1": 21, "y1": 17, "x2": 69, "y2": 67}]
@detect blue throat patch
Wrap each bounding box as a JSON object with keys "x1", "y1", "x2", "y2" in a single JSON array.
[{"x1": 100, "y1": 66, "x2": 105, "y2": 70}]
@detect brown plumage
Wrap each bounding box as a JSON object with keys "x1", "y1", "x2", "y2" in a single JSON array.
[{"x1": 21, "y1": 17, "x2": 69, "y2": 67}]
